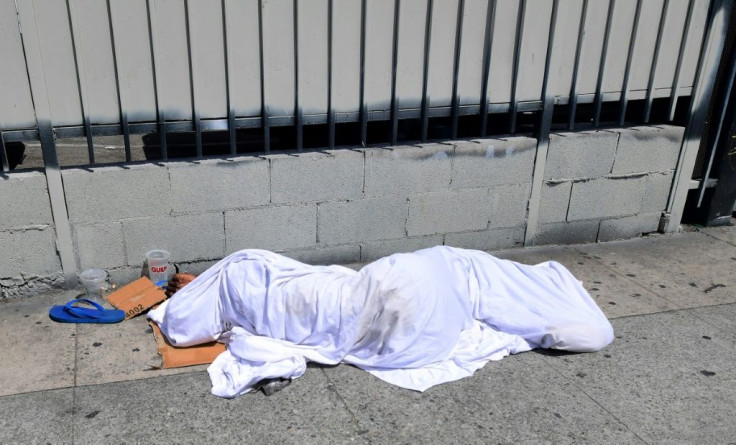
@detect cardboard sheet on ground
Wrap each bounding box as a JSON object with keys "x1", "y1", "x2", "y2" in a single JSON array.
[
  {"x1": 149, "y1": 246, "x2": 615, "y2": 398},
  {"x1": 105, "y1": 277, "x2": 166, "y2": 320},
  {"x1": 150, "y1": 321, "x2": 226, "y2": 368}
]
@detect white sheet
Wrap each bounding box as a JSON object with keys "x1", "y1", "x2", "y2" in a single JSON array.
[{"x1": 148, "y1": 246, "x2": 613, "y2": 398}]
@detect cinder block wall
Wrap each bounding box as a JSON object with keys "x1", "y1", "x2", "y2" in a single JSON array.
[
  {"x1": 63, "y1": 136, "x2": 537, "y2": 285},
  {"x1": 0, "y1": 124, "x2": 684, "y2": 298},
  {"x1": 537, "y1": 125, "x2": 682, "y2": 244},
  {"x1": 0, "y1": 172, "x2": 62, "y2": 298}
]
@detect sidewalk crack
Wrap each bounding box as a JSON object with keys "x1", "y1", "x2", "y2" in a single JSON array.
[
  {"x1": 319, "y1": 367, "x2": 368, "y2": 442},
  {"x1": 698, "y1": 229, "x2": 736, "y2": 249},
  {"x1": 539, "y1": 355, "x2": 650, "y2": 445}
]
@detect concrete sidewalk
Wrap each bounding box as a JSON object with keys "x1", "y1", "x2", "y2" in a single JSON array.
[{"x1": 1, "y1": 223, "x2": 735, "y2": 444}]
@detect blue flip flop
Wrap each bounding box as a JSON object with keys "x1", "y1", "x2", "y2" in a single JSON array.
[{"x1": 49, "y1": 298, "x2": 125, "y2": 324}]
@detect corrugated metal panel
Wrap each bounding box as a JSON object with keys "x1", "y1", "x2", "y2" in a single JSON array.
[
  {"x1": 456, "y1": 0, "x2": 488, "y2": 106},
  {"x1": 516, "y1": 0, "x2": 554, "y2": 102},
  {"x1": 108, "y1": 0, "x2": 156, "y2": 123},
  {"x1": 365, "y1": 0, "x2": 395, "y2": 112},
  {"x1": 298, "y1": 0, "x2": 329, "y2": 116},
  {"x1": 0, "y1": 0, "x2": 717, "y2": 135},
  {"x1": 427, "y1": 0, "x2": 459, "y2": 108},
  {"x1": 395, "y1": 0, "x2": 428, "y2": 111},
  {"x1": 188, "y1": 0, "x2": 227, "y2": 120},
  {"x1": 154, "y1": 0, "x2": 191, "y2": 121},
  {"x1": 223, "y1": 0, "x2": 261, "y2": 118},
  {"x1": 69, "y1": 0, "x2": 120, "y2": 124},
  {"x1": 486, "y1": 0, "x2": 519, "y2": 104},
  {"x1": 331, "y1": 0, "x2": 361, "y2": 113},
  {"x1": 263, "y1": 0, "x2": 295, "y2": 118},
  {"x1": 0, "y1": 0, "x2": 36, "y2": 129},
  {"x1": 33, "y1": 0, "x2": 83, "y2": 126}
]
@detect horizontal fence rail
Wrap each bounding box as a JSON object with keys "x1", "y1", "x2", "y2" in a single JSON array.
[{"x1": 0, "y1": 0, "x2": 717, "y2": 167}]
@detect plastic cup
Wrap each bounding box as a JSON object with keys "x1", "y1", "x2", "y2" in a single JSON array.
[
  {"x1": 78, "y1": 268, "x2": 109, "y2": 303},
  {"x1": 146, "y1": 250, "x2": 171, "y2": 287}
]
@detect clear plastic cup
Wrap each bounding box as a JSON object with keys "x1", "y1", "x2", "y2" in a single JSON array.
[
  {"x1": 78, "y1": 268, "x2": 109, "y2": 303},
  {"x1": 145, "y1": 250, "x2": 171, "y2": 287}
]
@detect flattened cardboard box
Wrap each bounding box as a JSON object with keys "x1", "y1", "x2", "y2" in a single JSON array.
[
  {"x1": 150, "y1": 321, "x2": 226, "y2": 368},
  {"x1": 106, "y1": 277, "x2": 167, "y2": 320}
]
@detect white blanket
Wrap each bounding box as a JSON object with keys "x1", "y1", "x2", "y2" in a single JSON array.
[{"x1": 148, "y1": 246, "x2": 613, "y2": 398}]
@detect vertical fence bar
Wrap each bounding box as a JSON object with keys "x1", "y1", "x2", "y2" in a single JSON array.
[
  {"x1": 15, "y1": 0, "x2": 76, "y2": 282},
  {"x1": 420, "y1": 0, "x2": 434, "y2": 142},
  {"x1": 593, "y1": 0, "x2": 615, "y2": 127},
  {"x1": 146, "y1": 0, "x2": 167, "y2": 159},
  {"x1": 697, "y1": 19, "x2": 736, "y2": 206},
  {"x1": 568, "y1": 0, "x2": 588, "y2": 131},
  {"x1": 479, "y1": 0, "x2": 496, "y2": 137},
  {"x1": 508, "y1": 0, "x2": 526, "y2": 134},
  {"x1": 222, "y1": 0, "x2": 236, "y2": 155},
  {"x1": 257, "y1": 0, "x2": 270, "y2": 153},
  {"x1": 328, "y1": 0, "x2": 335, "y2": 150},
  {"x1": 667, "y1": 0, "x2": 731, "y2": 231},
  {"x1": 107, "y1": 0, "x2": 131, "y2": 162},
  {"x1": 359, "y1": 0, "x2": 368, "y2": 147},
  {"x1": 184, "y1": 0, "x2": 202, "y2": 158},
  {"x1": 617, "y1": 0, "x2": 643, "y2": 126},
  {"x1": 643, "y1": 0, "x2": 669, "y2": 123},
  {"x1": 668, "y1": 0, "x2": 695, "y2": 122},
  {"x1": 450, "y1": 0, "x2": 465, "y2": 139},
  {"x1": 524, "y1": 0, "x2": 559, "y2": 246},
  {"x1": 66, "y1": 0, "x2": 95, "y2": 164},
  {"x1": 293, "y1": 0, "x2": 302, "y2": 151},
  {"x1": 390, "y1": 0, "x2": 401, "y2": 146},
  {"x1": 0, "y1": 128, "x2": 8, "y2": 172}
]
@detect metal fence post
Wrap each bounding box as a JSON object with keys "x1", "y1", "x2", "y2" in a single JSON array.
[
  {"x1": 420, "y1": 0, "x2": 434, "y2": 142},
  {"x1": 15, "y1": 0, "x2": 77, "y2": 284},
  {"x1": 666, "y1": 0, "x2": 734, "y2": 231},
  {"x1": 0, "y1": 127, "x2": 8, "y2": 172},
  {"x1": 185, "y1": 0, "x2": 203, "y2": 158},
  {"x1": 524, "y1": 0, "x2": 559, "y2": 247}
]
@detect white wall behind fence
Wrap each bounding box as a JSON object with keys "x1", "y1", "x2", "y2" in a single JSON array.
[{"x1": 0, "y1": 0, "x2": 711, "y2": 132}]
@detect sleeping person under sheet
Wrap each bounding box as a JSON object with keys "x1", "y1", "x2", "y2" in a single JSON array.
[{"x1": 148, "y1": 246, "x2": 613, "y2": 398}]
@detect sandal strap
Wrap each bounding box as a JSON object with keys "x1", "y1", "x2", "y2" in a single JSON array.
[
  {"x1": 63, "y1": 298, "x2": 105, "y2": 319},
  {"x1": 64, "y1": 298, "x2": 104, "y2": 311}
]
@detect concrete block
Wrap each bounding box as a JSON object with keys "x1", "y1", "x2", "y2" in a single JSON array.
[
  {"x1": 270, "y1": 150, "x2": 363, "y2": 204},
  {"x1": 598, "y1": 213, "x2": 662, "y2": 242},
  {"x1": 122, "y1": 213, "x2": 225, "y2": 266},
  {"x1": 642, "y1": 171, "x2": 674, "y2": 211},
  {"x1": 611, "y1": 125, "x2": 684, "y2": 174},
  {"x1": 226, "y1": 204, "x2": 317, "y2": 252},
  {"x1": 451, "y1": 136, "x2": 536, "y2": 188},
  {"x1": 539, "y1": 181, "x2": 572, "y2": 224},
  {"x1": 536, "y1": 220, "x2": 600, "y2": 245},
  {"x1": 106, "y1": 267, "x2": 146, "y2": 287},
  {"x1": 62, "y1": 165, "x2": 171, "y2": 223},
  {"x1": 0, "y1": 274, "x2": 64, "y2": 299},
  {"x1": 0, "y1": 227, "x2": 61, "y2": 278},
  {"x1": 488, "y1": 183, "x2": 531, "y2": 229},
  {"x1": 318, "y1": 197, "x2": 407, "y2": 245},
  {"x1": 171, "y1": 259, "x2": 221, "y2": 276},
  {"x1": 407, "y1": 188, "x2": 490, "y2": 236},
  {"x1": 105, "y1": 260, "x2": 220, "y2": 289},
  {"x1": 73, "y1": 222, "x2": 126, "y2": 270},
  {"x1": 360, "y1": 235, "x2": 444, "y2": 262},
  {"x1": 284, "y1": 244, "x2": 361, "y2": 265},
  {"x1": 445, "y1": 227, "x2": 524, "y2": 251},
  {"x1": 364, "y1": 144, "x2": 452, "y2": 197},
  {"x1": 0, "y1": 172, "x2": 53, "y2": 227},
  {"x1": 168, "y1": 157, "x2": 269, "y2": 213},
  {"x1": 545, "y1": 130, "x2": 618, "y2": 179},
  {"x1": 567, "y1": 176, "x2": 646, "y2": 221}
]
